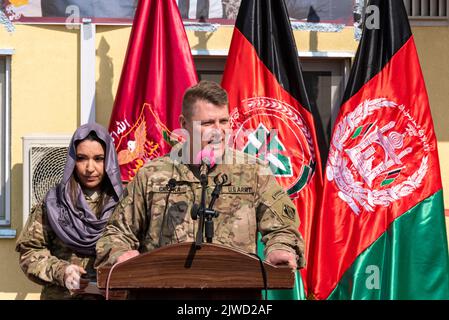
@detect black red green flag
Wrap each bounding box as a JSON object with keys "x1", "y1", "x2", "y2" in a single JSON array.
[
  {"x1": 221, "y1": 0, "x2": 325, "y2": 298},
  {"x1": 311, "y1": 0, "x2": 449, "y2": 299}
]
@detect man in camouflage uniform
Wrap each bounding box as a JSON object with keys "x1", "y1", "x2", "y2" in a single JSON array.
[{"x1": 95, "y1": 81, "x2": 305, "y2": 269}]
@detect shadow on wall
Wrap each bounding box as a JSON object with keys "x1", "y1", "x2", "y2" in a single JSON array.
[
  {"x1": 308, "y1": 6, "x2": 319, "y2": 52},
  {"x1": 96, "y1": 36, "x2": 114, "y2": 128},
  {"x1": 12, "y1": 163, "x2": 23, "y2": 227},
  {"x1": 193, "y1": 30, "x2": 214, "y2": 52},
  {"x1": 192, "y1": 17, "x2": 214, "y2": 52}
]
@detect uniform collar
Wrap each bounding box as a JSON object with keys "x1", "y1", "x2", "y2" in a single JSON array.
[
  {"x1": 176, "y1": 162, "x2": 224, "y2": 183},
  {"x1": 171, "y1": 146, "x2": 234, "y2": 183}
]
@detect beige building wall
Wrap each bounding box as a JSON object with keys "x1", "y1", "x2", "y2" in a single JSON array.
[
  {"x1": 0, "y1": 23, "x2": 448, "y2": 299},
  {"x1": 95, "y1": 26, "x2": 130, "y2": 127},
  {"x1": 412, "y1": 27, "x2": 449, "y2": 210},
  {"x1": 0, "y1": 24, "x2": 79, "y2": 299}
]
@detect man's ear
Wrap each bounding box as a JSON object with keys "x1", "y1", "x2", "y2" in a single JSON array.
[{"x1": 179, "y1": 114, "x2": 186, "y2": 129}]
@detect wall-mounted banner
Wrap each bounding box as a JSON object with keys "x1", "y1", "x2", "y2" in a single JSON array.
[
  {"x1": 1, "y1": 0, "x2": 137, "y2": 24},
  {"x1": 0, "y1": 5, "x2": 14, "y2": 31},
  {"x1": 1, "y1": 0, "x2": 355, "y2": 26}
]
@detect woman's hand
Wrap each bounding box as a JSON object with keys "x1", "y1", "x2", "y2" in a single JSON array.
[{"x1": 64, "y1": 264, "x2": 87, "y2": 290}]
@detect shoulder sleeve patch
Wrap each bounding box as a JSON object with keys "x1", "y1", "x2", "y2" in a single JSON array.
[{"x1": 283, "y1": 204, "x2": 296, "y2": 221}]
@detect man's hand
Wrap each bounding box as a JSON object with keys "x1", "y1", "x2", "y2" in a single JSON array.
[
  {"x1": 265, "y1": 250, "x2": 297, "y2": 270},
  {"x1": 116, "y1": 250, "x2": 140, "y2": 264},
  {"x1": 64, "y1": 264, "x2": 87, "y2": 291}
]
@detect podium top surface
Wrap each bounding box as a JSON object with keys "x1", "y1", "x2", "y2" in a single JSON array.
[{"x1": 97, "y1": 242, "x2": 295, "y2": 290}]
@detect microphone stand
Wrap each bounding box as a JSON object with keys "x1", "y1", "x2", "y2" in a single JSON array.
[
  {"x1": 194, "y1": 170, "x2": 209, "y2": 248},
  {"x1": 191, "y1": 169, "x2": 227, "y2": 248},
  {"x1": 205, "y1": 174, "x2": 227, "y2": 243}
]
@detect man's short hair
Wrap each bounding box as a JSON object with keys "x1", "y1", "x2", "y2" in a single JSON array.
[{"x1": 182, "y1": 80, "x2": 229, "y2": 119}]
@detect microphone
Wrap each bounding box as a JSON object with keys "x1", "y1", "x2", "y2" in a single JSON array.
[
  {"x1": 167, "y1": 178, "x2": 178, "y2": 191},
  {"x1": 200, "y1": 162, "x2": 210, "y2": 180},
  {"x1": 195, "y1": 147, "x2": 216, "y2": 183}
]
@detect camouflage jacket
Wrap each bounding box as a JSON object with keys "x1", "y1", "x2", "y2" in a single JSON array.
[
  {"x1": 15, "y1": 197, "x2": 101, "y2": 300},
  {"x1": 96, "y1": 150, "x2": 305, "y2": 268}
]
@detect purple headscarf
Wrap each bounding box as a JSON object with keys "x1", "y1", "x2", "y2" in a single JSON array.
[{"x1": 45, "y1": 123, "x2": 123, "y2": 256}]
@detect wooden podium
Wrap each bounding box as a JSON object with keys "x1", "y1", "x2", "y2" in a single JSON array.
[{"x1": 94, "y1": 242, "x2": 295, "y2": 300}]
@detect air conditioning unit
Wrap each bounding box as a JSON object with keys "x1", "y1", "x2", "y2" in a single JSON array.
[{"x1": 22, "y1": 135, "x2": 71, "y2": 225}]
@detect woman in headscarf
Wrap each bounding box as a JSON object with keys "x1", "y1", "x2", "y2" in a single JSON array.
[{"x1": 16, "y1": 123, "x2": 123, "y2": 300}]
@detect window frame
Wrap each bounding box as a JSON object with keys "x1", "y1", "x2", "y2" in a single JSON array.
[
  {"x1": 0, "y1": 51, "x2": 12, "y2": 226},
  {"x1": 300, "y1": 57, "x2": 351, "y2": 133}
]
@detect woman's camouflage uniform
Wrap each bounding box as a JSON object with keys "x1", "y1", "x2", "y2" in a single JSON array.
[{"x1": 16, "y1": 195, "x2": 101, "y2": 300}]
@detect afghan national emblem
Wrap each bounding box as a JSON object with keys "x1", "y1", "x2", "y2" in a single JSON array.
[
  {"x1": 327, "y1": 98, "x2": 430, "y2": 215},
  {"x1": 230, "y1": 97, "x2": 317, "y2": 198}
]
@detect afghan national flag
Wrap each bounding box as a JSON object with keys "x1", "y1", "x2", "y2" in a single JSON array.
[
  {"x1": 221, "y1": 0, "x2": 325, "y2": 298},
  {"x1": 311, "y1": 0, "x2": 449, "y2": 300},
  {"x1": 109, "y1": 0, "x2": 198, "y2": 182}
]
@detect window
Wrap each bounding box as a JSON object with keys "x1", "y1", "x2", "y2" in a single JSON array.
[
  {"x1": 193, "y1": 56, "x2": 349, "y2": 160},
  {"x1": 403, "y1": 0, "x2": 448, "y2": 25},
  {"x1": 194, "y1": 55, "x2": 227, "y2": 84},
  {"x1": 301, "y1": 58, "x2": 348, "y2": 149},
  {"x1": 0, "y1": 55, "x2": 11, "y2": 226}
]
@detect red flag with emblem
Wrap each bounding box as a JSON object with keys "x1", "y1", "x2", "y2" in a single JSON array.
[
  {"x1": 109, "y1": 0, "x2": 198, "y2": 182},
  {"x1": 221, "y1": 0, "x2": 325, "y2": 297}
]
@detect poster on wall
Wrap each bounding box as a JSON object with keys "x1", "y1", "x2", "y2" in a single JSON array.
[
  {"x1": 1, "y1": 0, "x2": 137, "y2": 24},
  {"x1": 1, "y1": 0, "x2": 355, "y2": 26}
]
